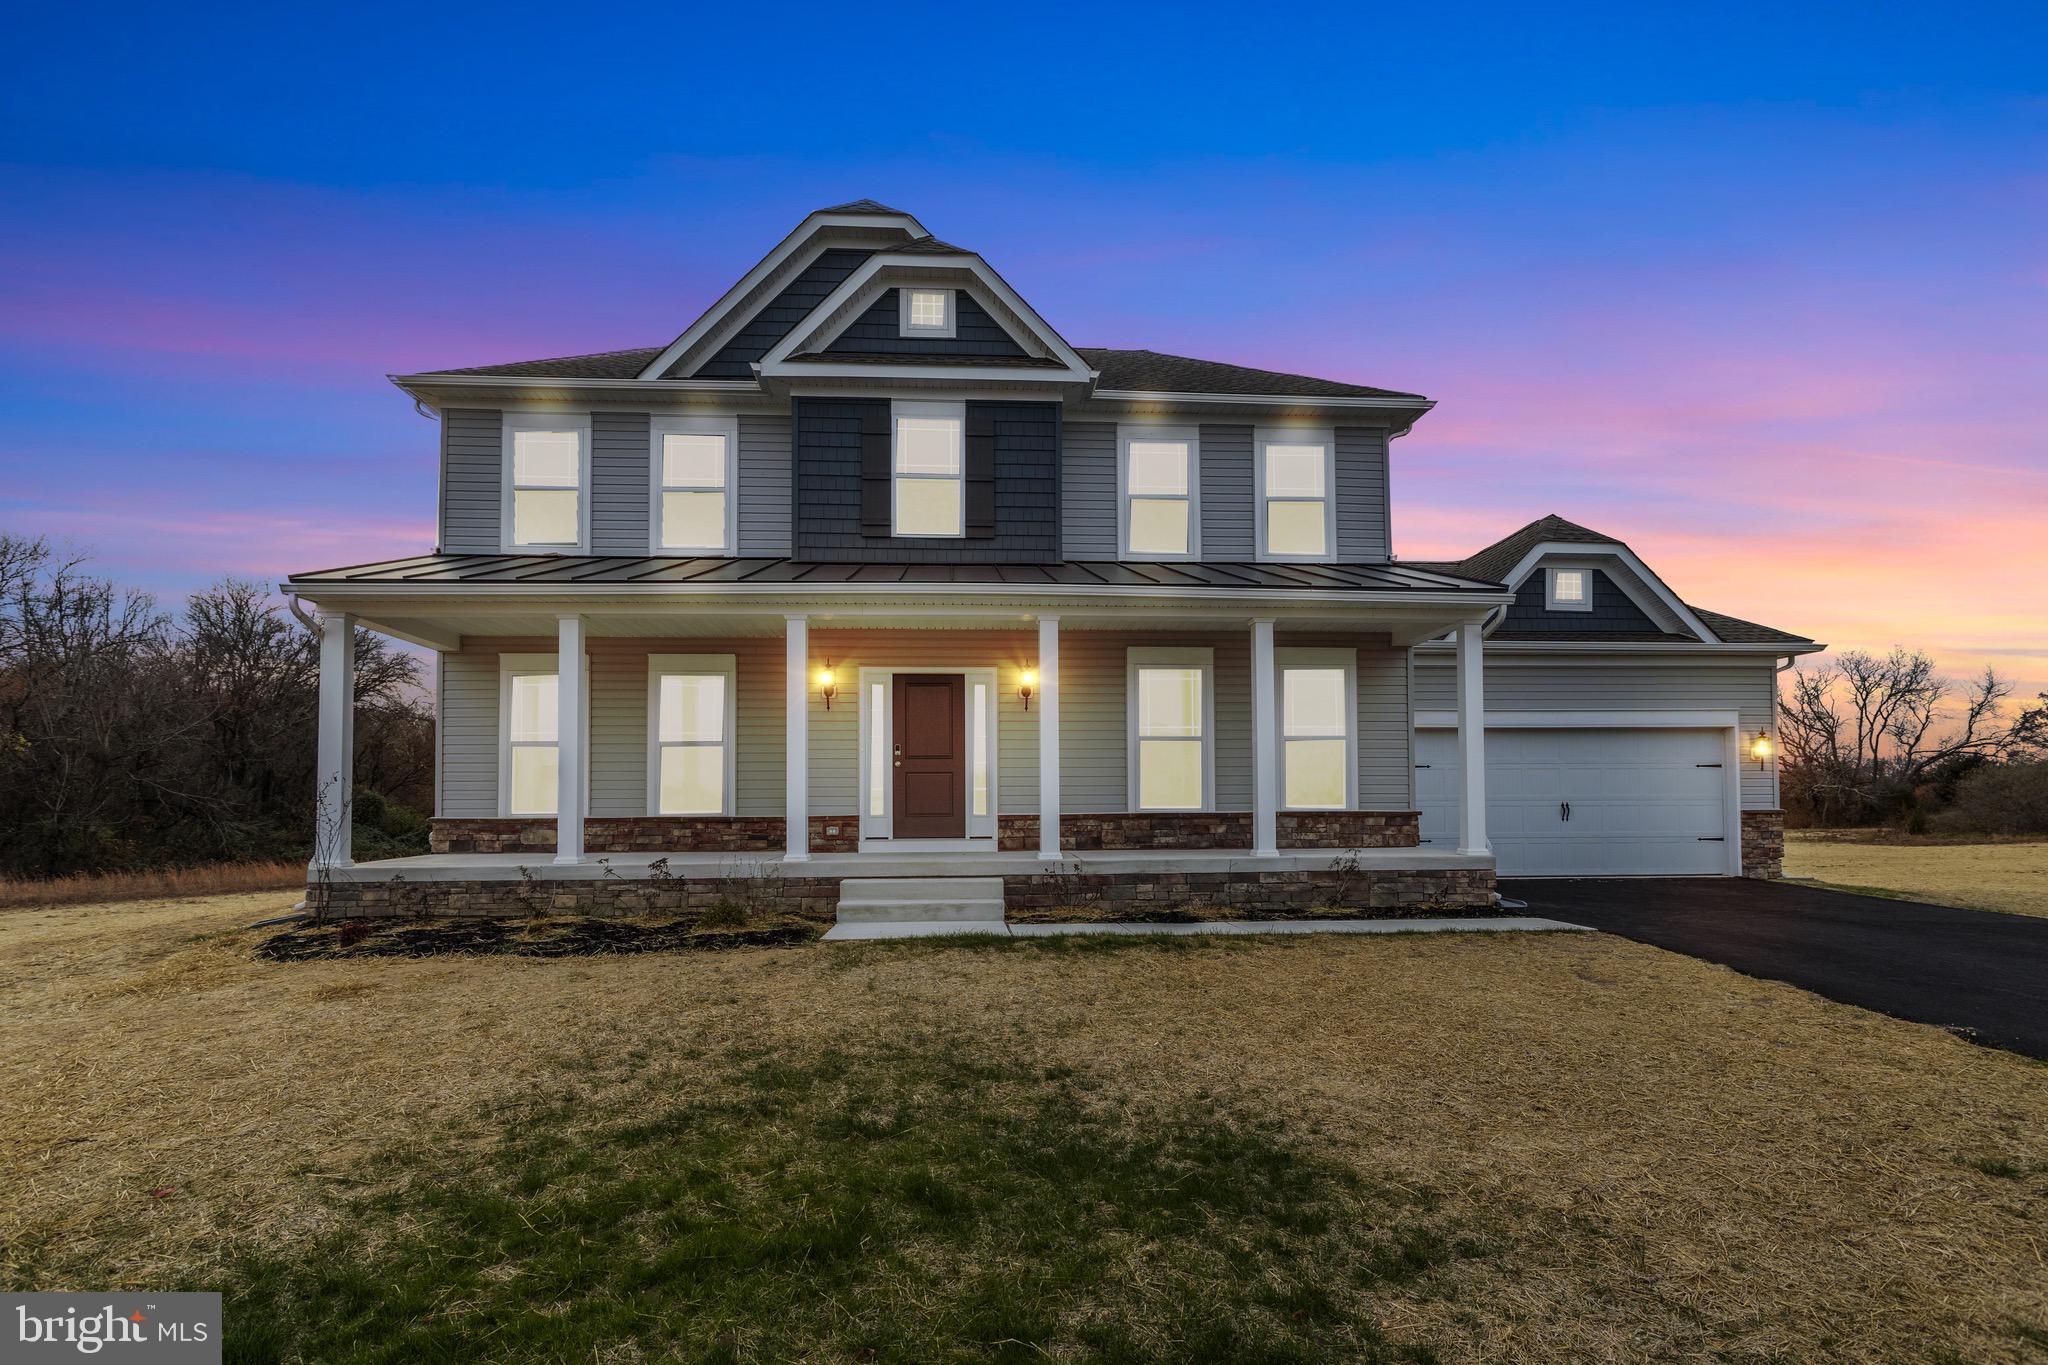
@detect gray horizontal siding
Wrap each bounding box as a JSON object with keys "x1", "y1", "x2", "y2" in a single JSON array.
[
  {"x1": 1413, "y1": 655, "x2": 1780, "y2": 808},
  {"x1": 438, "y1": 647, "x2": 502, "y2": 815},
  {"x1": 591, "y1": 412, "x2": 650, "y2": 555},
  {"x1": 1060, "y1": 422, "x2": 1117, "y2": 557},
  {"x1": 1333, "y1": 426, "x2": 1389, "y2": 562},
  {"x1": 1199, "y1": 424, "x2": 1254, "y2": 559},
  {"x1": 738, "y1": 414, "x2": 793, "y2": 556},
  {"x1": 440, "y1": 409, "x2": 502, "y2": 553}
]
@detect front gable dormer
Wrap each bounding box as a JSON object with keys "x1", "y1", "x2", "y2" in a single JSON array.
[{"x1": 756, "y1": 244, "x2": 1094, "y2": 388}]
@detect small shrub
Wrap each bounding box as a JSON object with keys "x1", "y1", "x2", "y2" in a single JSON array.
[
  {"x1": 697, "y1": 898, "x2": 749, "y2": 931},
  {"x1": 335, "y1": 920, "x2": 372, "y2": 949}
]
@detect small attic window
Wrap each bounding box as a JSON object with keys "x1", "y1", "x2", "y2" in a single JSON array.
[
  {"x1": 901, "y1": 288, "x2": 955, "y2": 338},
  {"x1": 1546, "y1": 567, "x2": 1592, "y2": 611}
]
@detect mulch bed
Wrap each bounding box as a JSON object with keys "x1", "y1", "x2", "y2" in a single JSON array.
[{"x1": 259, "y1": 917, "x2": 818, "y2": 962}]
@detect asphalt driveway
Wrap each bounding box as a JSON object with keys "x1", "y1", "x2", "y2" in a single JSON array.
[{"x1": 1501, "y1": 877, "x2": 2048, "y2": 1060}]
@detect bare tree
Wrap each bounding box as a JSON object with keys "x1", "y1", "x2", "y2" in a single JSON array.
[{"x1": 1779, "y1": 648, "x2": 2044, "y2": 825}]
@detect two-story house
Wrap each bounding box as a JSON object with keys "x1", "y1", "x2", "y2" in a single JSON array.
[{"x1": 287, "y1": 201, "x2": 1819, "y2": 922}]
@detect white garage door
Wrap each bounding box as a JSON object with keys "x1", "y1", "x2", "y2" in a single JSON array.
[{"x1": 1415, "y1": 728, "x2": 1731, "y2": 876}]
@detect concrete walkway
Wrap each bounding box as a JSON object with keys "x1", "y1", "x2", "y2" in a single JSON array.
[{"x1": 821, "y1": 915, "x2": 1588, "y2": 942}]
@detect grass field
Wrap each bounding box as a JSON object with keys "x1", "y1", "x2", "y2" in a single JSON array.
[
  {"x1": 1786, "y1": 830, "x2": 2048, "y2": 919},
  {"x1": 4, "y1": 892, "x2": 2047, "y2": 1363}
]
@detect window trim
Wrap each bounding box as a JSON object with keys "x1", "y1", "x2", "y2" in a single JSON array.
[
  {"x1": 645, "y1": 653, "x2": 738, "y2": 816},
  {"x1": 1253, "y1": 427, "x2": 1336, "y2": 562},
  {"x1": 1276, "y1": 647, "x2": 1358, "y2": 812},
  {"x1": 899, "y1": 287, "x2": 957, "y2": 338},
  {"x1": 1126, "y1": 647, "x2": 1216, "y2": 812},
  {"x1": 1545, "y1": 566, "x2": 1594, "y2": 612},
  {"x1": 649, "y1": 414, "x2": 739, "y2": 555},
  {"x1": 1116, "y1": 424, "x2": 1201, "y2": 561},
  {"x1": 500, "y1": 411, "x2": 592, "y2": 553},
  {"x1": 891, "y1": 399, "x2": 966, "y2": 539},
  {"x1": 497, "y1": 652, "x2": 586, "y2": 817}
]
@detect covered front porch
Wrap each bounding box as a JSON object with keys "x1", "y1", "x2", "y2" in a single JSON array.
[{"x1": 291, "y1": 562, "x2": 1508, "y2": 914}]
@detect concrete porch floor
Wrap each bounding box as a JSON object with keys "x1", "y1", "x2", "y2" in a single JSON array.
[{"x1": 321, "y1": 847, "x2": 1495, "y2": 883}]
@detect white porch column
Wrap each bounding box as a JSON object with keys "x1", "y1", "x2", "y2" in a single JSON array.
[
  {"x1": 1037, "y1": 614, "x2": 1061, "y2": 859},
  {"x1": 1250, "y1": 617, "x2": 1278, "y2": 857},
  {"x1": 1455, "y1": 618, "x2": 1489, "y2": 856},
  {"x1": 553, "y1": 614, "x2": 587, "y2": 865},
  {"x1": 313, "y1": 610, "x2": 356, "y2": 869},
  {"x1": 785, "y1": 613, "x2": 810, "y2": 860}
]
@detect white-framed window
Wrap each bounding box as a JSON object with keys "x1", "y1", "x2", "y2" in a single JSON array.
[
  {"x1": 1277, "y1": 648, "x2": 1357, "y2": 811},
  {"x1": 1118, "y1": 425, "x2": 1199, "y2": 559},
  {"x1": 1255, "y1": 428, "x2": 1334, "y2": 560},
  {"x1": 900, "y1": 287, "x2": 956, "y2": 337},
  {"x1": 646, "y1": 654, "x2": 736, "y2": 815},
  {"x1": 1127, "y1": 647, "x2": 1215, "y2": 811},
  {"x1": 652, "y1": 416, "x2": 737, "y2": 554},
  {"x1": 499, "y1": 654, "x2": 561, "y2": 816},
  {"x1": 502, "y1": 413, "x2": 590, "y2": 552},
  {"x1": 1546, "y1": 567, "x2": 1593, "y2": 611},
  {"x1": 892, "y1": 400, "x2": 964, "y2": 538}
]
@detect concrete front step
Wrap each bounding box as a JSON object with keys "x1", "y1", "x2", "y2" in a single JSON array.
[{"x1": 835, "y1": 876, "x2": 1006, "y2": 925}]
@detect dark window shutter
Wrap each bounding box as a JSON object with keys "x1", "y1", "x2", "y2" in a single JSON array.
[
  {"x1": 859, "y1": 408, "x2": 891, "y2": 536},
  {"x1": 965, "y1": 406, "x2": 997, "y2": 538}
]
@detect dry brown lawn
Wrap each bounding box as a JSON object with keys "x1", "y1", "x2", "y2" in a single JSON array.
[
  {"x1": 0, "y1": 861, "x2": 305, "y2": 909},
  {"x1": 1787, "y1": 830, "x2": 2048, "y2": 919},
  {"x1": 3, "y1": 891, "x2": 2046, "y2": 1362}
]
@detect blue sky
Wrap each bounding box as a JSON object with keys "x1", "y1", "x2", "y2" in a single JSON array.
[{"x1": 2, "y1": 1, "x2": 2044, "y2": 686}]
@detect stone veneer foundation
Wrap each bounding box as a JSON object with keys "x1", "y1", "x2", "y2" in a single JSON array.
[
  {"x1": 1740, "y1": 809, "x2": 1784, "y2": 879},
  {"x1": 308, "y1": 863, "x2": 1493, "y2": 920},
  {"x1": 998, "y1": 811, "x2": 1417, "y2": 851},
  {"x1": 432, "y1": 810, "x2": 1418, "y2": 856}
]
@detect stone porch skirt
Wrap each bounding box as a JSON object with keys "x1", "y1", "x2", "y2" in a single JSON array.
[
  {"x1": 428, "y1": 810, "x2": 1421, "y2": 856},
  {"x1": 308, "y1": 848, "x2": 1492, "y2": 920}
]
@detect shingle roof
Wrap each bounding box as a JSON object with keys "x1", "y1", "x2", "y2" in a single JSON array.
[
  {"x1": 1076, "y1": 348, "x2": 1424, "y2": 400},
  {"x1": 1450, "y1": 513, "x2": 1619, "y2": 585},
  {"x1": 289, "y1": 554, "x2": 1502, "y2": 594},
  {"x1": 420, "y1": 346, "x2": 665, "y2": 379},
  {"x1": 402, "y1": 343, "x2": 1426, "y2": 396},
  {"x1": 1687, "y1": 607, "x2": 1814, "y2": 645},
  {"x1": 817, "y1": 198, "x2": 910, "y2": 215},
  {"x1": 890, "y1": 236, "x2": 974, "y2": 256}
]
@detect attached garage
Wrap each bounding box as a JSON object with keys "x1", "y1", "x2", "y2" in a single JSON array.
[{"x1": 1415, "y1": 724, "x2": 1739, "y2": 876}]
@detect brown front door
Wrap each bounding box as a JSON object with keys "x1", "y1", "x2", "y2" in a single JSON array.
[{"x1": 892, "y1": 673, "x2": 966, "y2": 838}]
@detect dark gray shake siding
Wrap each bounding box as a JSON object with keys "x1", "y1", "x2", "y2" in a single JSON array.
[
  {"x1": 821, "y1": 289, "x2": 1030, "y2": 357},
  {"x1": 591, "y1": 412, "x2": 650, "y2": 554},
  {"x1": 1333, "y1": 427, "x2": 1389, "y2": 562},
  {"x1": 440, "y1": 409, "x2": 503, "y2": 552},
  {"x1": 737, "y1": 413, "x2": 793, "y2": 556},
  {"x1": 1499, "y1": 569, "x2": 1667, "y2": 635},
  {"x1": 689, "y1": 249, "x2": 875, "y2": 378},
  {"x1": 792, "y1": 398, "x2": 1060, "y2": 562}
]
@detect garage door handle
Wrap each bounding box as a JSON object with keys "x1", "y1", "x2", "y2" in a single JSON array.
[
  {"x1": 1560, "y1": 801, "x2": 1571, "y2": 822},
  {"x1": 1698, "y1": 836, "x2": 1725, "y2": 841}
]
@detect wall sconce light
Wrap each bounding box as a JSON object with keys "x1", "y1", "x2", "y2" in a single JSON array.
[
  {"x1": 817, "y1": 662, "x2": 837, "y2": 711},
  {"x1": 1750, "y1": 730, "x2": 1774, "y2": 768},
  {"x1": 1019, "y1": 668, "x2": 1038, "y2": 710}
]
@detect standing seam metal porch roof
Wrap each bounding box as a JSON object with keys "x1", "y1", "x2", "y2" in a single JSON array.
[{"x1": 287, "y1": 554, "x2": 1506, "y2": 593}]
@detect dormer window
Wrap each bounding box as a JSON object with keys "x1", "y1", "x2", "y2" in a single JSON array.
[
  {"x1": 1547, "y1": 567, "x2": 1592, "y2": 611},
  {"x1": 900, "y1": 288, "x2": 956, "y2": 338}
]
